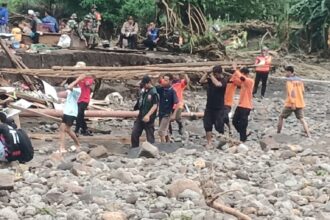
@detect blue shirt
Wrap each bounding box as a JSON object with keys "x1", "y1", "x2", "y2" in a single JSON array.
[
  {"x1": 0, "y1": 7, "x2": 8, "y2": 25},
  {"x1": 63, "y1": 88, "x2": 81, "y2": 117},
  {"x1": 148, "y1": 28, "x2": 159, "y2": 41},
  {"x1": 42, "y1": 15, "x2": 59, "y2": 32}
]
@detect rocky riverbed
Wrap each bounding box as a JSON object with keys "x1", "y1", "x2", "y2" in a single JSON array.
[{"x1": 0, "y1": 77, "x2": 329, "y2": 220}]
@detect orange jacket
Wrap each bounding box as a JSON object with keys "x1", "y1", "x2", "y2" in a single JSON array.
[
  {"x1": 255, "y1": 55, "x2": 272, "y2": 73},
  {"x1": 232, "y1": 71, "x2": 254, "y2": 109},
  {"x1": 284, "y1": 76, "x2": 305, "y2": 109},
  {"x1": 172, "y1": 79, "x2": 187, "y2": 109},
  {"x1": 224, "y1": 71, "x2": 239, "y2": 107}
]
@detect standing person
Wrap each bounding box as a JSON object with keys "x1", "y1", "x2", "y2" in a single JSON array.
[
  {"x1": 199, "y1": 65, "x2": 227, "y2": 147},
  {"x1": 131, "y1": 75, "x2": 159, "y2": 148},
  {"x1": 232, "y1": 67, "x2": 254, "y2": 142},
  {"x1": 28, "y1": 10, "x2": 40, "y2": 44},
  {"x1": 144, "y1": 22, "x2": 160, "y2": 51},
  {"x1": 90, "y1": 4, "x2": 102, "y2": 33},
  {"x1": 253, "y1": 46, "x2": 272, "y2": 98},
  {"x1": 169, "y1": 74, "x2": 190, "y2": 135},
  {"x1": 118, "y1": 16, "x2": 139, "y2": 49},
  {"x1": 0, "y1": 2, "x2": 8, "y2": 33},
  {"x1": 59, "y1": 75, "x2": 85, "y2": 154},
  {"x1": 157, "y1": 74, "x2": 178, "y2": 143},
  {"x1": 73, "y1": 62, "x2": 94, "y2": 136},
  {"x1": 277, "y1": 66, "x2": 311, "y2": 137},
  {"x1": 224, "y1": 66, "x2": 240, "y2": 134}
]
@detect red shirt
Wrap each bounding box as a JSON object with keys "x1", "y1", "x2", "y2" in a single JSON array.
[
  {"x1": 172, "y1": 79, "x2": 187, "y2": 109},
  {"x1": 78, "y1": 77, "x2": 94, "y2": 103}
]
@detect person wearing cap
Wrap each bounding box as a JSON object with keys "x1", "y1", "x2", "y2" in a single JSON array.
[
  {"x1": 253, "y1": 46, "x2": 272, "y2": 98},
  {"x1": 0, "y1": 2, "x2": 9, "y2": 33},
  {"x1": 73, "y1": 62, "x2": 95, "y2": 136},
  {"x1": 277, "y1": 66, "x2": 310, "y2": 137},
  {"x1": 78, "y1": 15, "x2": 99, "y2": 48},
  {"x1": 231, "y1": 67, "x2": 254, "y2": 142},
  {"x1": 89, "y1": 4, "x2": 102, "y2": 33},
  {"x1": 199, "y1": 65, "x2": 227, "y2": 148},
  {"x1": 119, "y1": 16, "x2": 139, "y2": 49},
  {"x1": 131, "y1": 75, "x2": 159, "y2": 148},
  {"x1": 28, "y1": 10, "x2": 40, "y2": 44}
]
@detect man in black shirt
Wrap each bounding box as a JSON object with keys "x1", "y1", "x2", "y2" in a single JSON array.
[
  {"x1": 157, "y1": 74, "x2": 178, "y2": 143},
  {"x1": 131, "y1": 76, "x2": 159, "y2": 148},
  {"x1": 199, "y1": 65, "x2": 227, "y2": 148}
]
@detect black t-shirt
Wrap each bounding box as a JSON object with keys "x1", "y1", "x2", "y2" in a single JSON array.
[
  {"x1": 156, "y1": 86, "x2": 178, "y2": 118},
  {"x1": 206, "y1": 77, "x2": 227, "y2": 110},
  {"x1": 137, "y1": 87, "x2": 159, "y2": 121}
]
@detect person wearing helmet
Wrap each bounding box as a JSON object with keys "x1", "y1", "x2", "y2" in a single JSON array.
[
  {"x1": 253, "y1": 46, "x2": 272, "y2": 98},
  {"x1": 78, "y1": 14, "x2": 99, "y2": 48},
  {"x1": 68, "y1": 13, "x2": 78, "y2": 31},
  {"x1": 89, "y1": 4, "x2": 102, "y2": 32}
]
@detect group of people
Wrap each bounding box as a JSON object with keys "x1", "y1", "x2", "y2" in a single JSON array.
[
  {"x1": 131, "y1": 48, "x2": 311, "y2": 149},
  {"x1": 118, "y1": 16, "x2": 160, "y2": 50},
  {"x1": 1, "y1": 1, "x2": 162, "y2": 51}
]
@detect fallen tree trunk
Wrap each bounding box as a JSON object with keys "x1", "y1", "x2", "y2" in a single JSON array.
[{"x1": 20, "y1": 109, "x2": 204, "y2": 118}]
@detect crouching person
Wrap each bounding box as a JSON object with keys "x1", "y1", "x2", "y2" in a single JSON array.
[
  {"x1": 0, "y1": 112, "x2": 34, "y2": 163},
  {"x1": 131, "y1": 76, "x2": 159, "y2": 148}
]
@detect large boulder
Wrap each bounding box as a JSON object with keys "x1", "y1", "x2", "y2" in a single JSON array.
[
  {"x1": 167, "y1": 178, "x2": 202, "y2": 198},
  {"x1": 138, "y1": 142, "x2": 160, "y2": 158}
]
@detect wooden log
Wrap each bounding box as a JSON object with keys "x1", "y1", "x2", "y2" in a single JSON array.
[
  {"x1": 206, "y1": 199, "x2": 252, "y2": 220},
  {"x1": 19, "y1": 109, "x2": 204, "y2": 118},
  {"x1": 9, "y1": 104, "x2": 61, "y2": 122}
]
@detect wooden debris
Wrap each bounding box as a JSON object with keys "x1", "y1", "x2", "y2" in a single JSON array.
[
  {"x1": 19, "y1": 109, "x2": 204, "y2": 119},
  {"x1": 0, "y1": 39, "x2": 36, "y2": 90}
]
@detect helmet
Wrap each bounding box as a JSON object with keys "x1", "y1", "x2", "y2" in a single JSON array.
[
  {"x1": 91, "y1": 4, "x2": 97, "y2": 9},
  {"x1": 71, "y1": 13, "x2": 77, "y2": 19},
  {"x1": 84, "y1": 15, "x2": 92, "y2": 21}
]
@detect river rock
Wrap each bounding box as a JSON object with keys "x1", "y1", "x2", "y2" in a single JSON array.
[
  {"x1": 102, "y1": 211, "x2": 127, "y2": 220},
  {"x1": 167, "y1": 178, "x2": 202, "y2": 198},
  {"x1": 89, "y1": 145, "x2": 108, "y2": 158},
  {"x1": 138, "y1": 142, "x2": 160, "y2": 158}
]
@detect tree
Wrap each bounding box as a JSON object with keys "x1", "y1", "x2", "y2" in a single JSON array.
[{"x1": 290, "y1": 0, "x2": 330, "y2": 51}]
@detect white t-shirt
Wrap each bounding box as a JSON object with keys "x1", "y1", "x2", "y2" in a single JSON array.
[{"x1": 63, "y1": 88, "x2": 81, "y2": 117}]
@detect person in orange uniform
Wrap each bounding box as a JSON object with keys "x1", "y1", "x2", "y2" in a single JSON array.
[
  {"x1": 232, "y1": 67, "x2": 254, "y2": 142},
  {"x1": 253, "y1": 46, "x2": 272, "y2": 98},
  {"x1": 170, "y1": 74, "x2": 190, "y2": 135},
  {"x1": 277, "y1": 66, "x2": 310, "y2": 137},
  {"x1": 224, "y1": 67, "x2": 240, "y2": 134}
]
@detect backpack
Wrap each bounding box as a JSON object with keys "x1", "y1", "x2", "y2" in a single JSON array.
[
  {"x1": 4, "y1": 128, "x2": 34, "y2": 163},
  {"x1": 16, "y1": 129, "x2": 34, "y2": 163}
]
